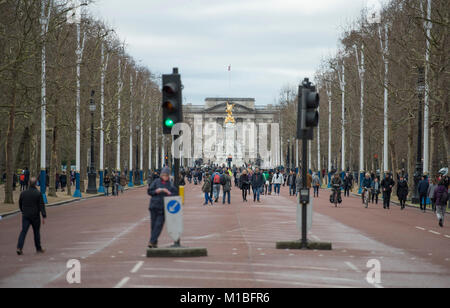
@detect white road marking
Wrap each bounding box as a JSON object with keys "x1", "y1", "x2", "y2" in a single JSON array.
[
  {"x1": 372, "y1": 283, "x2": 384, "y2": 289},
  {"x1": 345, "y1": 262, "x2": 362, "y2": 273},
  {"x1": 445, "y1": 235, "x2": 450, "y2": 239},
  {"x1": 173, "y1": 260, "x2": 338, "y2": 272},
  {"x1": 415, "y1": 227, "x2": 426, "y2": 231},
  {"x1": 429, "y1": 230, "x2": 441, "y2": 235},
  {"x1": 131, "y1": 261, "x2": 144, "y2": 274},
  {"x1": 114, "y1": 277, "x2": 130, "y2": 289},
  {"x1": 139, "y1": 274, "x2": 354, "y2": 288}
]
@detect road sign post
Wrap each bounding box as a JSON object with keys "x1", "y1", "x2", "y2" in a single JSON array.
[{"x1": 164, "y1": 196, "x2": 184, "y2": 244}]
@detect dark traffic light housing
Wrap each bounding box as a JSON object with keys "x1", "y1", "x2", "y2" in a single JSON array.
[
  {"x1": 297, "y1": 78, "x2": 320, "y2": 140},
  {"x1": 162, "y1": 68, "x2": 183, "y2": 135}
]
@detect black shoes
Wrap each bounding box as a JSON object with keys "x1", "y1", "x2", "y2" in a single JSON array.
[
  {"x1": 439, "y1": 219, "x2": 443, "y2": 228},
  {"x1": 16, "y1": 249, "x2": 23, "y2": 256}
]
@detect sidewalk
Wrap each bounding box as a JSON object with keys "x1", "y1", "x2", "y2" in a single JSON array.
[{"x1": 0, "y1": 182, "x2": 147, "y2": 218}]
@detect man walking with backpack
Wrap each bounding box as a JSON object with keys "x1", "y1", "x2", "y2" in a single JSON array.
[
  {"x1": 211, "y1": 169, "x2": 222, "y2": 203},
  {"x1": 252, "y1": 168, "x2": 264, "y2": 203}
]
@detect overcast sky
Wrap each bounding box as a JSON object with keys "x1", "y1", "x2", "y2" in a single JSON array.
[{"x1": 90, "y1": 0, "x2": 382, "y2": 106}]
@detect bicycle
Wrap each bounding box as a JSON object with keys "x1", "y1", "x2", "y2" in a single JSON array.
[{"x1": 331, "y1": 184, "x2": 341, "y2": 207}]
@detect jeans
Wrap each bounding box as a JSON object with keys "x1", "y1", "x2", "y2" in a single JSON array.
[
  {"x1": 213, "y1": 184, "x2": 221, "y2": 200},
  {"x1": 17, "y1": 216, "x2": 42, "y2": 250},
  {"x1": 419, "y1": 193, "x2": 428, "y2": 210},
  {"x1": 149, "y1": 208, "x2": 165, "y2": 245},
  {"x1": 204, "y1": 192, "x2": 213, "y2": 204},
  {"x1": 268, "y1": 184, "x2": 272, "y2": 194},
  {"x1": 223, "y1": 191, "x2": 231, "y2": 204},
  {"x1": 289, "y1": 184, "x2": 295, "y2": 196},
  {"x1": 313, "y1": 186, "x2": 319, "y2": 197},
  {"x1": 253, "y1": 186, "x2": 261, "y2": 202},
  {"x1": 274, "y1": 184, "x2": 281, "y2": 195},
  {"x1": 371, "y1": 192, "x2": 379, "y2": 204},
  {"x1": 105, "y1": 186, "x2": 109, "y2": 196}
]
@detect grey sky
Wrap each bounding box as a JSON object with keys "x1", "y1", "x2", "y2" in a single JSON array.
[{"x1": 91, "y1": 0, "x2": 379, "y2": 105}]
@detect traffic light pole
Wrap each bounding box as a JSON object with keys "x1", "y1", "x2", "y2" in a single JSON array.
[{"x1": 301, "y1": 136, "x2": 308, "y2": 249}]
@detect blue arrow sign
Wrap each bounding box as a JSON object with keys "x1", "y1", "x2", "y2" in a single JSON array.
[{"x1": 167, "y1": 200, "x2": 181, "y2": 214}]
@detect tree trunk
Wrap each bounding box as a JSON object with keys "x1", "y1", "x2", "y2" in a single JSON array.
[
  {"x1": 4, "y1": 69, "x2": 18, "y2": 204},
  {"x1": 407, "y1": 116, "x2": 415, "y2": 200}
]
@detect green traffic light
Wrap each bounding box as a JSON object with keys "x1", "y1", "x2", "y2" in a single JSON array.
[{"x1": 164, "y1": 118, "x2": 174, "y2": 128}]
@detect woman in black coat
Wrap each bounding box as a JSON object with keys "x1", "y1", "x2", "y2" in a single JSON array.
[
  {"x1": 239, "y1": 170, "x2": 250, "y2": 202},
  {"x1": 397, "y1": 176, "x2": 408, "y2": 210}
]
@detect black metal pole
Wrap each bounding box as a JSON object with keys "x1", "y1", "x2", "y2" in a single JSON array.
[
  {"x1": 87, "y1": 109, "x2": 97, "y2": 194},
  {"x1": 301, "y1": 136, "x2": 308, "y2": 248}
]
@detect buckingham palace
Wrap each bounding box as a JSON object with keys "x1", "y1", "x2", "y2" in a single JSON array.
[{"x1": 183, "y1": 98, "x2": 281, "y2": 168}]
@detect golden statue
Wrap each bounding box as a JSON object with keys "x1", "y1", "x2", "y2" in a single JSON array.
[{"x1": 224, "y1": 102, "x2": 236, "y2": 125}]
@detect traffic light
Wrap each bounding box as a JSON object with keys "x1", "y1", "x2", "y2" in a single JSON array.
[
  {"x1": 297, "y1": 78, "x2": 320, "y2": 140},
  {"x1": 162, "y1": 68, "x2": 183, "y2": 135}
]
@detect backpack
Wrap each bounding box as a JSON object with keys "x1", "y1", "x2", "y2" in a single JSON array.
[
  {"x1": 220, "y1": 174, "x2": 227, "y2": 186},
  {"x1": 214, "y1": 174, "x2": 221, "y2": 184},
  {"x1": 20, "y1": 174, "x2": 25, "y2": 182}
]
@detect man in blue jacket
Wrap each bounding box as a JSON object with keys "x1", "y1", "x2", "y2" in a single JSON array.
[
  {"x1": 251, "y1": 168, "x2": 265, "y2": 203},
  {"x1": 418, "y1": 176, "x2": 430, "y2": 212},
  {"x1": 147, "y1": 167, "x2": 178, "y2": 248}
]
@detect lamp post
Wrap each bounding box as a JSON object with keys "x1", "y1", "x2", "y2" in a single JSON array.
[
  {"x1": 86, "y1": 90, "x2": 98, "y2": 194},
  {"x1": 412, "y1": 67, "x2": 425, "y2": 204},
  {"x1": 134, "y1": 125, "x2": 140, "y2": 186}
]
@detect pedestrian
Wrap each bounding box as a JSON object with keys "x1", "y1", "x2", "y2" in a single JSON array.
[
  {"x1": 288, "y1": 171, "x2": 296, "y2": 196},
  {"x1": 16, "y1": 177, "x2": 47, "y2": 255},
  {"x1": 251, "y1": 168, "x2": 264, "y2": 203},
  {"x1": 120, "y1": 172, "x2": 127, "y2": 194},
  {"x1": 427, "y1": 177, "x2": 437, "y2": 212},
  {"x1": 60, "y1": 171, "x2": 67, "y2": 192},
  {"x1": 56, "y1": 172, "x2": 61, "y2": 192},
  {"x1": 13, "y1": 172, "x2": 18, "y2": 191},
  {"x1": 312, "y1": 173, "x2": 320, "y2": 197},
  {"x1": 344, "y1": 172, "x2": 352, "y2": 197},
  {"x1": 381, "y1": 173, "x2": 395, "y2": 210},
  {"x1": 147, "y1": 167, "x2": 178, "y2": 248},
  {"x1": 433, "y1": 178, "x2": 448, "y2": 228},
  {"x1": 396, "y1": 176, "x2": 408, "y2": 210},
  {"x1": 211, "y1": 169, "x2": 222, "y2": 203},
  {"x1": 370, "y1": 177, "x2": 380, "y2": 204},
  {"x1": 272, "y1": 170, "x2": 283, "y2": 196},
  {"x1": 239, "y1": 170, "x2": 250, "y2": 202},
  {"x1": 24, "y1": 167, "x2": 30, "y2": 190},
  {"x1": 202, "y1": 172, "x2": 213, "y2": 206},
  {"x1": 222, "y1": 171, "x2": 232, "y2": 205},
  {"x1": 418, "y1": 176, "x2": 430, "y2": 212},
  {"x1": 19, "y1": 171, "x2": 26, "y2": 191},
  {"x1": 104, "y1": 173, "x2": 111, "y2": 196}
]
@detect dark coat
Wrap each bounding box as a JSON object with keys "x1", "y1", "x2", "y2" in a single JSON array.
[
  {"x1": 239, "y1": 174, "x2": 250, "y2": 190},
  {"x1": 147, "y1": 178, "x2": 178, "y2": 210},
  {"x1": 381, "y1": 177, "x2": 395, "y2": 193},
  {"x1": 19, "y1": 187, "x2": 47, "y2": 219},
  {"x1": 251, "y1": 172, "x2": 265, "y2": 188},
  {"x1": 222, "y1": 174, "x2": 232, "y2": 192},
  {"x1": 396, "y1": 180, "x2": 408, "y2": 200},
  {"x1": 434, "y1": 185, "x2": 448, "y2": 206},
  {"x1": 417, "y1": 179, "x2": 429, "y2": 195}
]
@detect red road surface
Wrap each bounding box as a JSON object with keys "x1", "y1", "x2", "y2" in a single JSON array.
[{"x1": 0, "y1": 183, "x2": 449, "y2": 288}]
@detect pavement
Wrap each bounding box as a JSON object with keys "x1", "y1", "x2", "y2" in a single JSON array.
[{"x1": 0, "y1": 182, "x2": 448, "y2": 288}]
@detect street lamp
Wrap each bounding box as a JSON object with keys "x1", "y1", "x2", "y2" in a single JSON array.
[
  {"x1": 134, "y1": 125, "x2": 140, "y2": 186},
  {"x1": 412, "y1": 67, "x2": 425, "y2": 204},
  {"x1": 86, "y1": 90, "x2": 98, "y2": 194}
]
